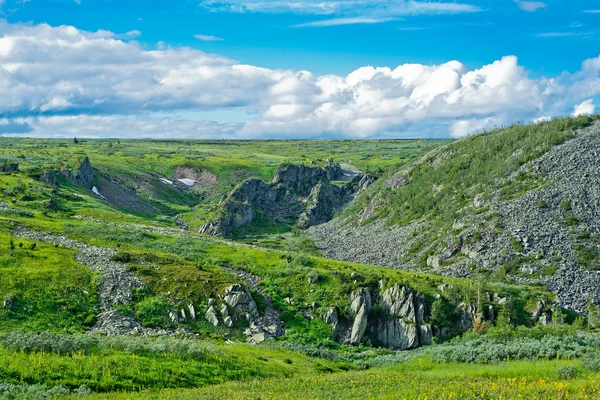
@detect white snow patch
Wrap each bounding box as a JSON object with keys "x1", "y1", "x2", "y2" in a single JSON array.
[
  {"x1": 177, "y1": 178, "x2": 197, "y2": 187},
  {"x1": 92, "y1": 186, "x2": 107, "y2": 200},
  {"x1": 160, "y1": 178, "x2": 173, "y2": 185}
]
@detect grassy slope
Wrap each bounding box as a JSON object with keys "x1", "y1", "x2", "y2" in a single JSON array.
[
  {"x1": 0, "y1": 232, "x2": 98, "y2": 332},
  {"x1": 0, "y1": 338, "x2": 347, "y2": 393},
  {"x1": 347, "y1": 115, "x2": 599, "y2": 227}
]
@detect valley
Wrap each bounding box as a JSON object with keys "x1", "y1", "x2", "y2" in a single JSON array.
[{"x1": 2, "y1": 117, "x2": 600, "y2": 398}]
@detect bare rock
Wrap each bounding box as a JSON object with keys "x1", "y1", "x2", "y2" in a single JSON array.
[
  {"x1": 205, "y1": 306, "x2": 219, "y2": 326},
  {"x1": 223, "y1": 284, "x2": 259, "y2": 320}
]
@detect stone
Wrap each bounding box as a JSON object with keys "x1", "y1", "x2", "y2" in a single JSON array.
[
  {"x1": 3, "y1": 296, "x2": 13, "y2": 309},
  {"x1": 205, "y1": 306, "x2": 219, "y2": 326},
  {"x1": 323, "y1": 307, "x2": 338, "y2": 325},
  {"x1": 531, "y1": 300, "x2": 545, "y2": 323},
  {"x1": 180, "y1": 309, "x2": 186, "y2": 320},
  {"x1": 248, "y1": 332, "x2": 266, "y2": 344},
  {"x1": 208, "y1": 298, "x2": 215, "y2": 306},
  {"x1": 349, "y1": 288, "x2": 371, "y2": 345},
  {"x1": 168, "y1": 311, "x2": 178, "y2": 324},
  {"x1": 223, "y1": 284, "x2": 259, "y2": 319},
  {"x1": 224, "y1": 316, "x2": 234, "y2": 328},
  {"x1": 220, "y1": 305, "x2": 229, "y2": 317},
  {"x1": 376, "y1": 319, "x2": 419, "y2": 350},
  {"x1": 188, "y1": 303, "x2": 196, "y2": 320}
]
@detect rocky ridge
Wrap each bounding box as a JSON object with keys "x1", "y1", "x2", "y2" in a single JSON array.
[{"x1": 201, "y1": 163, "x2": 372, "y2": 237}]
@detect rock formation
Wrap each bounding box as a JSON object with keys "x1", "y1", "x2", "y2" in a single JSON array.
[
  {"x1": 61, "y1": 156, "x2": 95, "y2": 188},
  {"x1": 330, "y1": 284, "x2": 433, "y2": 350},
  {"x1": 0, "y1": 163, "x2": 19, "y2": 173},
  {"x1": 200, "y1": 162, "x2": 372, "y2": 237}
]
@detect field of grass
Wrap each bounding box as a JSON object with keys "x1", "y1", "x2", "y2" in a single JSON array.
[
  {"x1": 0, "y1": 231, "x2": 98, "y2": 333},
  {"x1": 90, "y1": 359, "x2": 599, "y2": 399}
]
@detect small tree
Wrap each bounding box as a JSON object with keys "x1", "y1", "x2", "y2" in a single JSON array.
[
  {"x1": 588, "y1": 297, "x2": 600, "y2": 329},
  {"x1": 74, "y1": 137, "x2": 79, "y2": 144},
  {"x1": 8, "y1": 239, "x2": 15, "y2": 255}
]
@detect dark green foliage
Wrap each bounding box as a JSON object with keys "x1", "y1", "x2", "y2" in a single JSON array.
[
  {"x1": 110, "y1": 251, "x2": 132, "y2": 263},
  {"x1": 556, "y1": 366, "x2": 578, "y2": 380},
  {"x1": 582, "y1": 351, "x2": 600, "y2": 371},
  {"x1": 135, "y1": 297, "x2": 172, "y2": 328}
]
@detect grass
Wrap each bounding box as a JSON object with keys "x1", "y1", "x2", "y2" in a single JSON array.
[
  {"x1": 0, "y1": 335, "x2": 347, "y2": 393},
  {"x1": 347, "y1": 115, "x2": 599, "y2": 228},
  {"x1": 0, "y1": 232, "x2": 98, "y2": 332},
  {"x1": 86, "y1": 359, "x2": 600, "y2": 399}
]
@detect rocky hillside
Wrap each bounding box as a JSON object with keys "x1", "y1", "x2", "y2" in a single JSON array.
[
  {"x1": 310, "y1": 116, "x2": 600, "y2": 313},
  {"x1": 201, "y1": 163, "x2": 372, "y2": 237}
]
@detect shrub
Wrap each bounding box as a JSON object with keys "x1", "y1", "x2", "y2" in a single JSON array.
[
  {"x1": 582, "y1": 351, "x2": 600, "y2": 371},
  {"x1": 135, "y1": 297, "x2": 171, "y2": 328},
  {"x1": 110, "y1": 251, "x2": 132, "y2": 263},
  {"x1": 556, "y1": 366, "x2": 578, "y2": 380}
]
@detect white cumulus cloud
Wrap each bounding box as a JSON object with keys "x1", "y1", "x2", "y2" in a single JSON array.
[
  {"x1": 0, "y1": 21, "x2": 598, "y2": 139},
  {"x1": 573, "y1": 99, "x2": 595, "y2": 116}
]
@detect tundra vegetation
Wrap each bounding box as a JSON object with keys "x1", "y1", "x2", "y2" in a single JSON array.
[{"x1": 1, "y1": 118, "x2": 600, "y2": 398}]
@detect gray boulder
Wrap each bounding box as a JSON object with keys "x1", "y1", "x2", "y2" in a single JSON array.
[
  {"x1": 205, "y1": 306, "x2": 219, "y2": 326},
  {"x1": 349, "y1": 288, "x2": 371, "y2": 345},
  {"x1": 375, "y1": 284, "x2": 432, "y2": 349},
  {"x1": 223, "y1": 284, "x2": 259, "y2": 319},
  {"x1": 3, "y1": 296, "x2": 13, "y2": 309}
]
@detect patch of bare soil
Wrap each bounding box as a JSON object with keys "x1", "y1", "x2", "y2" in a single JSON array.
[{"x1": 173, "y1": 166, "x2": 217, "y2": 188}]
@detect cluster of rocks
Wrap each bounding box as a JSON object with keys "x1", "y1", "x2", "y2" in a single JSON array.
[
  {"x1": 201, "y1": 163, "x2": 372, "y2": 237},
  {"x1": 204, "y1": 269, "x2": 284, "y2": 344},
  {"x1": 310, "y1": 121, "x2": 600, "y2": 313},
  {"x1": 323, "y1": 284, "x2": 432, "y2": 350}
]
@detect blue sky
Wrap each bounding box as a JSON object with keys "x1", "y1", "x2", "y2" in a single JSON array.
[{"x1": 0, "y1": 0, "x2": 599, "y2": 138}]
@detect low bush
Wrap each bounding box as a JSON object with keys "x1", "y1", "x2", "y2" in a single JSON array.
[{"x1": 556, "y1": 366, "x2": 578, "y2": 380}]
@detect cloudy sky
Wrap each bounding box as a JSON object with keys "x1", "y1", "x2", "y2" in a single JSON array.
[{"x1": 0, "y1": 0, "x2": 599, "y2": 139}]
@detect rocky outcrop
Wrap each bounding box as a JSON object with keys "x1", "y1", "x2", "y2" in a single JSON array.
[
  {"x1": 223, "y1": 284, "x2": 260, "y2": 319},
  {"x1": 373, "y1": 285, "x2": 431, "y2": 349},
  {"x1": 329, "y1": 284, "x2": 433, "y2": 350},
  {"x1": 348, "y1": 288, "x2": 371, "y2": 345},
  {"x1": 223, "y1": 268, "x2": 285, "y2": 343},
  {"x1": 40, "y1": 167, "x2": 60, "y2": 189},
  {"x1": 200, "y1": 163, "x2": 371, "y2": 237},
  {"x1": 205, "y1": 306, "x2": 219, "y2": 326},
  {"x1": 61, "y1": 156, "x2": 95, "y2": 189}
]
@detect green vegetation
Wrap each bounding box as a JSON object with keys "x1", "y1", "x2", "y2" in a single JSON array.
[
  {"x1": 347, "y1": 115, "x2": 599, "y2": 229},
  {"x1": 1, "y1": 121, "x2": 599, "y2": 398},
  {"x1": 0, "y1": 232, "x2": 98, "y2": 332}
]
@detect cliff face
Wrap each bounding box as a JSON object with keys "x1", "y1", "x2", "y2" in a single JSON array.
[{"x1": 200, "y1": 163, "x2": 372, "y2": 238}]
